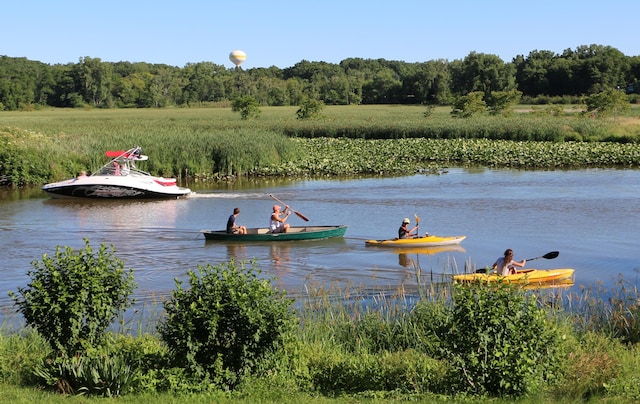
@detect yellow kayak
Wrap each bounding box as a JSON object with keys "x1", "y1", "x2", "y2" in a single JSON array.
[
  {"x1": 453, "y1": 268, "x2": 575, "y2": 284},
  {"x1": 365, "y1": 235, "x2": 466, "y2": 247}
]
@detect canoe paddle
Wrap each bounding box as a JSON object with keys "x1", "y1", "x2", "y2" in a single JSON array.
[{"x1": 269, "y1": 194, "x2": 310, "y2": 222}]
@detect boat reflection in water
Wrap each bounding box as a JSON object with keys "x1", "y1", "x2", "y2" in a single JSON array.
[{"x1": 395, "y1": 245, "x2": 466, "y2": 268}]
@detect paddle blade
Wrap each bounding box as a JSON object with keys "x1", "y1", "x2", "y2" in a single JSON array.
[
  {"x1": 294, "y1": 211, "x2": 310, "y2": 222},
  {"x1": 414, "y1": 214, "x2": 420, "y2": 224},
  {"x1": 543, "y1": 251, "x2": 559, "y2": 259}
]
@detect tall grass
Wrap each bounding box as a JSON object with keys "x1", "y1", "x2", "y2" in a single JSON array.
[{"x1": 2, "y1": 105, "x2": 640, "y2": 186}]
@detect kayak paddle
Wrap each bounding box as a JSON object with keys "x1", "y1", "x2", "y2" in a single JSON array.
[
  {"x1": 525, "y1": 251, "x2": 559, "y2": 261},
  {"x1": 269, "y1": 194, "x2": 310, "y2": 222}
]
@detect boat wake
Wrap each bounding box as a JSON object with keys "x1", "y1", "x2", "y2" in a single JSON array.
[{"x1": 188, "y1": 192, "x2": 269, "y2": 199}]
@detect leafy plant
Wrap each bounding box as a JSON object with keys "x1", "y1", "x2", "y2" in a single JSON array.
[
  {"x1": 158, "y1": 260, "x2": 297, "y2": 389},
  {"x1": 231, "y1": 96, "x2": 261, "y2": 120},
  {"x1": 451, "y1": 91, "x2": 486, "y2": 117},
  {"x1": 33, "y1": 353, "x2": 135, "y2": 397},
  {"x1": 443, "y1": 282, "x2": 565, "y2": 397},
  {"x1": 9, "y1": 239, "x2": 136, "y2": 356},
  {"x1": 296, "y1": 97, "x2": 325, "y2": 120}
]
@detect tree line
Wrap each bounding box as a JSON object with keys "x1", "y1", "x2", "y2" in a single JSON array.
[{"x1": 1, "y1": 44, "x2": 639, "y2": 111}]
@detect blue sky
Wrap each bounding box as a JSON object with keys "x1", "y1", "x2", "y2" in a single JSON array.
[{"x1": 3, "y1": 0, "x2": 638, "y2": 69}]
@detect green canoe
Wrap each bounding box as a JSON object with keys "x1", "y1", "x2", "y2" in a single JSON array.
[{"x1": 202, "y1": 225, "x2": 348, "y2": 242}]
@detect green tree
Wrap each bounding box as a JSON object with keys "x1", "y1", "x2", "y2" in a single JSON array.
[
  {"x1": 584, "y1": 88, "x2": 630, "y2": 117},
  {"x1": 296, "y1": 97, "x2": 325, "y2": 119},
  {"x1": 451, "y1": 52, "x2": 516, "y2": 98},
  {"x1": 10, "y1": 239, "x2": 136, "y2": 356},
  {"x1": 74, "y1": 56, "x2": 113, "y2": 107},
  {"x1": 486, "y1": 90, "x2": 523, "y2": 115},
  {"x1": 231, "y1": 95, "x2": 261, "y2": 119},
  {"x1": 451, "y1": 91, "x2": 486, "y2": 117}
]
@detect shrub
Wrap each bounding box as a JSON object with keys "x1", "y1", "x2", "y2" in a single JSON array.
[
  {"x1": 442, "y1": 282, "x2": 565, "y2": 397},
  {"x1": 9, "y1": 239, "x2": 136, "y2": 356},
  {"x1": 158, "y1": 260, "x2": 297, "y2": 389},
  {"x1": 231, "y1": 96, "x2": 261, "y2": 120}
]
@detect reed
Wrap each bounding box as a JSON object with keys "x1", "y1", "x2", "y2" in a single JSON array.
[{"x1": 2, "y1": 105, "x2": 639, "y2": 186}]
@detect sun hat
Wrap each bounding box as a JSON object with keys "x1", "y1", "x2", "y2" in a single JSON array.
[{"x1": 403, "y1": 218, "x2": 410, "y2": 223}]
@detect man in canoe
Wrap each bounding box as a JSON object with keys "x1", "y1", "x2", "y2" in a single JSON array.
[
  {"x1": 398, "y1": 217, "x2": 418, "y2": 239},
  {"x1": 226, "y1": 207, "x2": 247, "y2": 235},
  {"x1": 270, "y1": 204, "x2": 291, "y2": 233},
  {"x1": 492, "y1": 248, "x2": 526, "y2": 275}
]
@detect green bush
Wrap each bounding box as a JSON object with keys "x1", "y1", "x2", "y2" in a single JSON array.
[
  {"x1": 443, "y1": 282, "x2": 565, "y2": 397},
  {"x1": 9, "y1": 239, "x2": 136, "y2": 356},
  {"x1": 158, "y1": 260, "x2": 297, "y2": 389}
]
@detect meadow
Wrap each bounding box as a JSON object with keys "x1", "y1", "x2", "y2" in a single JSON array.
[{"x1": 1, "y1": 104, "x2": 640, "y2": 186}]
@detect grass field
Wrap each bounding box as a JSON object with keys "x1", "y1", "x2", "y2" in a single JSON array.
[{"x1": 1, "y1": 105, "x2": 640, "y2": 186}]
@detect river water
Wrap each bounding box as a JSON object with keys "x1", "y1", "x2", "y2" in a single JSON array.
[{"x1": 1, "y1": 168, "x2": 639, "y2": 323}]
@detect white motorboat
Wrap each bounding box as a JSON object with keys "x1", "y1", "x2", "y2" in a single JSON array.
[{"x1": 42, "y1": 147, "x2": 192, "y2": 199}]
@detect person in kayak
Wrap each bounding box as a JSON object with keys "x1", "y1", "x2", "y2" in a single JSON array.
[
  {"x1": 398, "y1": 217, "x2": 418, "y2": 239},
  {"x1": 226, "y1": 207, "x2": 247, "y2": 234},
  {"x1": 492, "y1": 248, "x2": 526, "y2": 275},
  {"x1": 270, "y1": 204, "x2": 291, "y2": 233}
]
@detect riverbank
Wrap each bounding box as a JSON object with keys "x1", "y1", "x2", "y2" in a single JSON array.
[{"x1": 1, "y1": 105, "x2": 639, "y2": 186}]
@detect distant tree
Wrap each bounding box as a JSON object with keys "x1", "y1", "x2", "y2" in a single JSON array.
[
  {"x1": 74, "y1": 57, "x2": 113, "y2": 107},
  {"x1": 296, "y1": 97, "x2": 325, "y2": 119},
  {"x1": 231, "y1": 95, "x2": 261, "y2": 119},
  {"x1": 486, "y1": 90, "x2": 523, "y2": 115},
  {"x1": 450, "y1": 52, "x2": 516, "y2": 98},
  {"x1": 451, "y1": 91, "x2": 486, "y2": 118},
  {"x1": 584, "y1": 88, "x2": 630, "y2": 117}
]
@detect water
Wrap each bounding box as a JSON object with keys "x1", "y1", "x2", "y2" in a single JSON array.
[{"x1": 2, "y1": 168, "x2": 639, "y2": 321}]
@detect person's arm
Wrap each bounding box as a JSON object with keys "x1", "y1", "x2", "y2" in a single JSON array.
[{"x1": 512, "y1": 259, "x2": 526, "y2": 268}]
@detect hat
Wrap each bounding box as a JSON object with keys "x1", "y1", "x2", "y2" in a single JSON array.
[{"x1": 403, "y1": 218, "x2": 410, "y2": 223}]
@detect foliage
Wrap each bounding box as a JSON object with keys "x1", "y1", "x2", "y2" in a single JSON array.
[
  {"x1": 158, "y1": 260, "x2": 297, "y2": 389},
  {"x1": 442, "y1": 282, "x2": 565, "y2": 397},
  {"x1": 33, "y1": 352, "x2": 135, "y2": 397},
  {"x1": 0, "y1": 328, "x2": 51, "y2": 386},
  {"x1": 584, "y1": 88, "x2": 631, "y2": 117},
  {"x1": 2, "y1": 106, "x2": 640, "y2": 186},
  {"x1": 9, "y1": 239, "x2": 136, "y2": 356},
  {"x1": 451, "y1": 91, "x2": 486, "y2": 117},
  {"x1": 296, "y1": 98, "x2": 325, "y2": 120},
  {"x1": 306, "y1": 345, "x2": 448, "y2": 395},
  {"x1": 2, "y1": 44, "x2": 638, "y2": 111},
  {"x1": 486, "y1": 90, "x2": 523, "y2": 115},
  {"x1": 231, "y1": 96, "x2": 261, "y2": 120}
]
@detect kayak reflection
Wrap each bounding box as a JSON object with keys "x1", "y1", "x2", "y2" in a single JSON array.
[{"x1": 396, "y1": 245, "x2": 466, "y2": 268}]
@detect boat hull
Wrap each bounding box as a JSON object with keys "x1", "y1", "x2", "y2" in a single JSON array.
[
  {"x1": 202, "y1": 225, "x2": 348, "y2": 242},
  {"x1": 453, "y1": 268, "x2": 575, "y2": 284},
  {"x1": 365, "y1": 235, "x2": 466, "y2": 247},
  {"x1": 42, "y1": 176, "x2": 191, "y2": 199}
]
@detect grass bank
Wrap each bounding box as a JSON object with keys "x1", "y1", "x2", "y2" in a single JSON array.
[{"x1": 1, "y1": 105, "x2": 640, "y2": 186}]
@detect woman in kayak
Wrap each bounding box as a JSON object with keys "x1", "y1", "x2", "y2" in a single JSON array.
[
  {"x1": 492, "y1": 248, "x2": 526, "y2": 276},
  {"x1": 398, "y1": 217, "x2": 418, "y2": 239}
]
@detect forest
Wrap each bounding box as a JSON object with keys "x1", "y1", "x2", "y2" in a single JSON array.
[{"x1": 1, "y1": 44, "x2": 639, "y2": 111}]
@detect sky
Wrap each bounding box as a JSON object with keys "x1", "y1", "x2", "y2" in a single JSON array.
[{"x1": 3, "y1": 0, "x2": 638, "y2": 69}]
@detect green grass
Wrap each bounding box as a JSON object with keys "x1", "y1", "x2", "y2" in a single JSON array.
[{"x1": 2, "y1": 105, "x2": 640, "y2": 186}]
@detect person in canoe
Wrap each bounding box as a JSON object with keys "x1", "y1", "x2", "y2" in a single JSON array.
[
  {"x1": 398, "y1": 217, "x2": 418, "y2": 239},
  {"x1": 226, "y1": 207, "x2": 247, "y2": 235},
  {"x1": 270, "y1": 204, "x2": 291, "y2": 233},
  {"x1": 492, "y1": 248, "x2": 526, "y2": 276}
]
